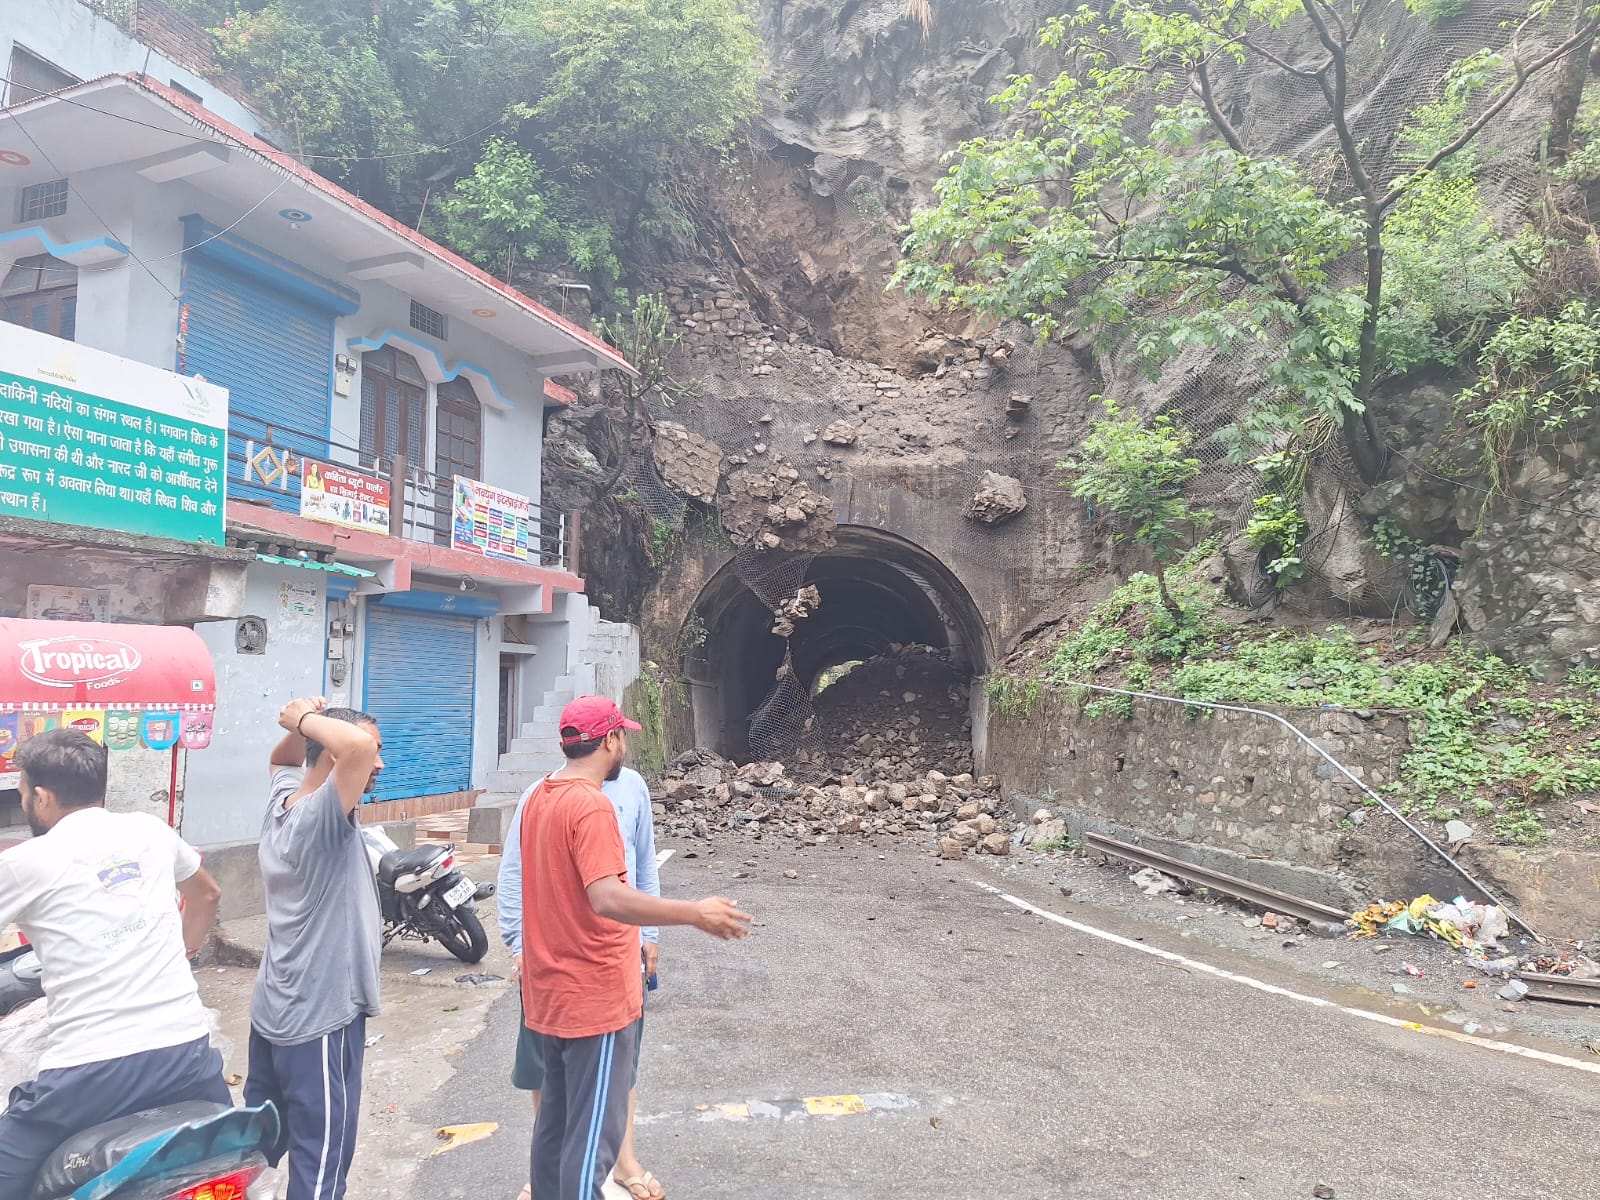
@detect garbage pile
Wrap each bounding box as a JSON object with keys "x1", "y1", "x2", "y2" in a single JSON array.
[
  {"x1": 1349, "y1": 893, "x2": 1600, "y2": 998},
  {"x1": 1349, "y1": 894, "x2": 1511, "y2": 952},
  {"x1": 654, "y1": 750, "x2": 1012, "y2": 856}
]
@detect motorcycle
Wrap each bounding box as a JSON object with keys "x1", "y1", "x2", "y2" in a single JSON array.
[
  {"x1": 360, "y1": 826, "x2": 494, "y2": 964},
  {"x1": 0, "y1": 946, "x2": 280, "y2": 1200}
]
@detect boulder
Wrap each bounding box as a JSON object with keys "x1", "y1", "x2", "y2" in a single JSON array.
[{"x1": 966, "y1": 472, "x2": 1027, "y2": 526}]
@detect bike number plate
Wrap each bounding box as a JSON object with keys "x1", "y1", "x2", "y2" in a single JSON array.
[{"x1": 443, "y1": 877, "x2": 475, "y2": 908}]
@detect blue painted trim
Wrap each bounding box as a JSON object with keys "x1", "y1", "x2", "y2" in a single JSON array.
[
  {"x1": 181, "y1": 214, "x2": 360, "y2": 316},
  {"x1": 346, "y1": 329, "x2": 513, "y2": 410},
  {"x1": 326, "y1": 575, "x2": 361, "y2": 600},
  {"x1": 0, "y1": 227, "x2": 129, "y2": 260},
  {"x1": 370, "y1": 588, "x2": 499, "y2": 618}
]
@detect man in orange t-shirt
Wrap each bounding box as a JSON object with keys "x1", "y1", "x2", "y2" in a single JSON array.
[{"x1": 520, "y1": 697, "x2": 752, "y2": 1199}]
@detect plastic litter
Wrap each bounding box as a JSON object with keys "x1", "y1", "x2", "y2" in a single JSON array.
[
  {"x1": 1350, "y1": 894, "x2": 1511, "y2": 952},
  {"x1": 1129, "y1": 867, "x2": 1179, "y2": 897}
]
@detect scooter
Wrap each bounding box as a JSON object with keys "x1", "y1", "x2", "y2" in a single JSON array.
[
  {"x1": 0, "y1": 946, "x2": 280, "y2": 1200},
  {"x1": 360, "y1": 826, "x2": 495, "y2": 964}
]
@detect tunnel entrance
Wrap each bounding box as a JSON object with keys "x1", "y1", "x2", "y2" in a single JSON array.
[{"x1": 681, "y1": 526, "x2": 991, "y2": 767}]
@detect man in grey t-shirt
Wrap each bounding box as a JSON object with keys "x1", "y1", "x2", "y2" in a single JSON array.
[{"x1": 244, "y1": 697, "x2": 383, "y2": 1200}]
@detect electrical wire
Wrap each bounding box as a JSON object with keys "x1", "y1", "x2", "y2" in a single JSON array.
[
  {"x1": 1, "y1": 172, "x2": 295, "y2": 279},
  {"x1": 1058, "y1": 679, "x2": 1544, "y2": 941},
  {"x1": 0, "y1": 75, "x2": 506, "y2": 163},
  {"x1": 3, "y1": 104, "x2": 178, "y2": 302}
]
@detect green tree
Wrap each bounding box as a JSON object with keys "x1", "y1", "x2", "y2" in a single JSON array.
[
  {"x1": 1064, "y1": 401, "x2": 1208, "y2": 620},
  {"x1": 436, "y1": 136, "x2": 621, "y2": 284},
  {"x1": 896, "y1": 2, "x2": 1600, "y2": 483},
  {"x1": 187, "y1": 0, "x2": 761, "y2": 276},
  {"x1": 509, "y1": 0, "x2": 762, "y2": 238}
]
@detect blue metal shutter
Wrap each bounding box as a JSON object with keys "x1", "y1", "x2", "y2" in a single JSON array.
[
  {"x1": 362, "y1": 606, "x2": 477, "y2": 802},
  {"x1": 182, "y1": 254, "x2": 334, "y2": 510}
]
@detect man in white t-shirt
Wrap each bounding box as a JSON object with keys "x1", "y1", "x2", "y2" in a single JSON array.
[{"x1": 0, "y1": 729, "x2": 230, "y2": 1192}]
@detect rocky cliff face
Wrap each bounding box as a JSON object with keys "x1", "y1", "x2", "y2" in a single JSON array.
[{"x1": 549, "y1": 0, "x2": 1600, "y2": 674}]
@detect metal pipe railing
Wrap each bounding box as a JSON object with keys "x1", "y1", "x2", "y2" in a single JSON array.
[{"x1": 228, "y1": 414, "x2": 570, "y2": 570}]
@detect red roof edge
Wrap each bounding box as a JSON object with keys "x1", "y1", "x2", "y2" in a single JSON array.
[
  {"x1": 543, "y1": 379, "x2": 578, "y2": 406},
  {"x1": 116, "y1": 74, "x2": 635, "y2": 376}
]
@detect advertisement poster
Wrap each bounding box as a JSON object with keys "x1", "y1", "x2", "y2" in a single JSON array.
[
  {"x1": 451, "y1": 476, "x2": 531, "y2": 563},
  {"x1": 0, "y1": 323, "x2": 227, "y2": 544},
  {"x1": 0, "y1": 713, "x2": 16, "y2": 790},
  {"x1": 299, "y1": 460, "x2": 390, "y2": 533},
  {"x1": 25, "y1": 584, "x2": 109, "y2": 623}
]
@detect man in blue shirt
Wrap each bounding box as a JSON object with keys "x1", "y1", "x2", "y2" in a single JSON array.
[{"x1": 498, "y1": 765, "x2": 664, "y2": 1200}]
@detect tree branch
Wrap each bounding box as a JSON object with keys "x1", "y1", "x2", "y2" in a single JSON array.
[
  {"x1": 1191, "y1": 60, "x2": 1249, "y2": 155},
  {"x1": 1088, "y1": 248, "x2": 1264, "y2": 287},
  {"x1": 1239, "y1": 37, "x2": 1330, "y2": 80},
  {"x1": 1300, "y1": 0, "x2": 1380, "y2": 208},
  {"x1": 1377, "y1": 8, "x2": 1600, "y2": 212}
]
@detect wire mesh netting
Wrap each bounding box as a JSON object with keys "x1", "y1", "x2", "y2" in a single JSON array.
[{"x1": 630, "y1": 0, "x2": 1563, "y2": 760}]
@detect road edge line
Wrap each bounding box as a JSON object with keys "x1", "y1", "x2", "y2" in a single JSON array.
[{"x1": 981, "y1": 884, "x2": 1600, "y2": 1079}]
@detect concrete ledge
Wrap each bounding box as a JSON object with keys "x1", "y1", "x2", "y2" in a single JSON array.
[
  {"x1": 1011, "y1": 798, "x2": 1367, "y2": 913},
  {"x1": 468, "y1": 799, "x2": 518, "y2": 846},
  {"x1": 201, "y1": 840, "x2": 266, "y2": 923},
  {"x1": 201, "y1": 821, "x2": 415, "y2": 922}
]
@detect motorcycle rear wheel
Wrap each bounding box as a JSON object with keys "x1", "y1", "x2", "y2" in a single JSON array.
[{"x1": 432, "y1": 904, "x2": 489, "y2": 964}]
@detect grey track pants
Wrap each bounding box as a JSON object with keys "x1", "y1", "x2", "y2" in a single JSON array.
[{"x1": 529, "y1": 1022, "x2": 639, "y2": 1200}]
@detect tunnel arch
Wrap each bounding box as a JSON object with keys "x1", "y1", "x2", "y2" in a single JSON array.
[{"x1": 681, "y1": 525, "x2": 992, "y2": 762}]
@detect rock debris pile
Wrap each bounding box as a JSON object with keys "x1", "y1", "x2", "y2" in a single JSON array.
[
  {"x1": 800, "y1": 647, "x2": 976, "y2": 779},
  {"x1": 653, "y1": 752, "x2": 1011, "y2": 857},
  {"x1": 652, "y1": 648, "x2": 1009, "y2": 856}
]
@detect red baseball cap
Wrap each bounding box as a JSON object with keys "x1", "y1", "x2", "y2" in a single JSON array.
[{"x1": 558, "y1": 696, "x2": 642, "y2": 745}]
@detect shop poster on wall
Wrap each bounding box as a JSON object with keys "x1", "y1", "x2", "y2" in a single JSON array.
[{"x1": 450, "y1": 476, "x2": 532, "y2": 563}]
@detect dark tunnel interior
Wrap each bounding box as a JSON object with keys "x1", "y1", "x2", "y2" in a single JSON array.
[{"x1": 683, "y1": 527, "x2": 990, "y2": 761}]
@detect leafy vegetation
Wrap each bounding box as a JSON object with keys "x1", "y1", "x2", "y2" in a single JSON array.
[
  {"x1": 1454, "y1": 301, "x2": 1600, "y2": 498},
  {"x1": 1244, "y1": 493, "x2": 1309, "y2": 587},
  {"x1": 1023, "y1": 557, "x2": 1600, "y2": 844},
  {"x1": 179, "y1": 0, "x2": 761, "y2": 288},
  {"x1": 1062, "y1": 401, "x2": 1209, "y2": 619},
  {"x1": 1367, "y1": 518, "x2": 1451, "y2": 619},
  {"x1": 437, "y1": 136, "x2": 621, "y2": 283},
  {"x1": 895, "y1": 1, "x2": 1600, "y2": 483}
]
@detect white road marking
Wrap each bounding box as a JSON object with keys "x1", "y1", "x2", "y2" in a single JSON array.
[
  {"x1": 656, "y1": 848, "x2": 674, "y2": 868},
  {"x1": 980, "y1": 883, "x2": 1600, "y2": 1079}
]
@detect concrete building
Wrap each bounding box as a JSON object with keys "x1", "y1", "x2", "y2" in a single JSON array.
[
  {"x1": 1, "y1": 57, "x2": 640, "y2": 851},
  {"x1": 2, "y1": 0, "x2": 266, "y2": 137}
]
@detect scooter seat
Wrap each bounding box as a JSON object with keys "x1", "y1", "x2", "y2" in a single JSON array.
[
  {"x1": 378, "y1": 845, "x2": 447, "y2": 885},
  {"x1": 32, "y1": 1101, "x2": 230, "y2": 1198}
]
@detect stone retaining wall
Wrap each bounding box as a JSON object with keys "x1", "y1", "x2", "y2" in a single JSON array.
[{"x1": 991, "y1": 693, "x2": 1408, "y2": 872}]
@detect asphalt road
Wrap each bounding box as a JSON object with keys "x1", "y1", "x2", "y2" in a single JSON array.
[{"x1": 406, "y1": 838, "x2": 1600, "y2": 1200}]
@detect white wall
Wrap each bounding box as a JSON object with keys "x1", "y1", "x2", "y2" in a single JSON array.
[
  {"x1": 1, "y1": 149, "x2": 552, "y2": 502},
  {"x1": 187, "y1": 562, "x2": 328, "y2": 845},
  {"x1": 327, "y1": 287, "x2": 546, "y2": 506},
  {"x1": 2, "y1": 0, "x2": 267, "y2": 135}
]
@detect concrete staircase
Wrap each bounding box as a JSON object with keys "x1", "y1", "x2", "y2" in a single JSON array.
[{"x1": 467, "y1": 675, "x2": 576, "y2": 845}]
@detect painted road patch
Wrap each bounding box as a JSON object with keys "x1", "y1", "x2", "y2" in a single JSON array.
[{"x1": 641, "y1": 1092, "x2": 920, "y2": 1125}]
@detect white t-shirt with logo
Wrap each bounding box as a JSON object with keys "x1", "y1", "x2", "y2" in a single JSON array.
[{"x1": 0, "y1": 806, "x2": 210, "y2": 1071}]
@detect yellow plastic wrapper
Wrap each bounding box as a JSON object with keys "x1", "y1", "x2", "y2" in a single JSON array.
[{"x1": 1349, "y1": 900, "x2": 1406, "y2": 937}]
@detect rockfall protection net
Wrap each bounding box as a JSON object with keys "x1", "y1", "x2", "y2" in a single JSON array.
[{"x1": 628, "y1": 0, "x2": 1563, "y2": 760}]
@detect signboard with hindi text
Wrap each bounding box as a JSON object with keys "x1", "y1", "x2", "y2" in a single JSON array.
[
  {"x1": 300, "y1": 459, "x2": 390, "y2": 533},
  {"x1": 0, "y1": 323, "x2": 228, "y2": 544},
  {"x1": 451, "y1": 475, "x2": 531, "y2": 562}
]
